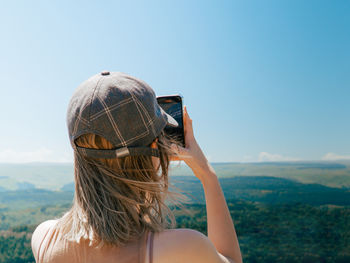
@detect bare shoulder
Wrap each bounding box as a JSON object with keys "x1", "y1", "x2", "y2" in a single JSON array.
[
  {"x1": 153, "y1": 228, "x2": 233, "y2": 263},
  {"x1": 32, "y1": 219, "x2": 58, "y2": 238},
  {"x1": 31, "y1": 220, "x2": 58, "y2": 259}
]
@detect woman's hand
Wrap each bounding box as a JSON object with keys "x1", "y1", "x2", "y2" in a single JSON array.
[{"x1": 171, "y1": 106, "x2": 216, "y2": 182}]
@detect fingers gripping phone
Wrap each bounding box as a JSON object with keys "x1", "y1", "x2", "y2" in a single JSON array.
[{"x1": 157, "y1": 95, "x2": 185, "y2": 147}]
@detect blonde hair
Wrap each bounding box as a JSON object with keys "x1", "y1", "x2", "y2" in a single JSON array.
[{"x1": 55, "y1": 131, "x2": 190, "y2": 247}]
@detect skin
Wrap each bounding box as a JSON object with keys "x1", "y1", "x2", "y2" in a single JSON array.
[{"x1": 148, "y1": 106, "x2": 242, "y2": 263}]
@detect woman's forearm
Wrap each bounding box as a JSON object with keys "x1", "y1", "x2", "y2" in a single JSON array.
[
  {"x1": 198, "y1": 168, "x2": 242, "y2": 263},
  {"x1": 176, "y1": 106, "x2": 242, "y2": 262}
]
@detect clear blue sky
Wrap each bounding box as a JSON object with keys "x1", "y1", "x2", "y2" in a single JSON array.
[{"x1": 0, "y1": 0, "x2": 349, "y2": 163}]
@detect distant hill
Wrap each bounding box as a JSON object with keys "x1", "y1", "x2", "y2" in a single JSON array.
[
  {"x1": 0, "y1": 161, "x2": 349, "y2": 191},
  {"x1": 169, "y1": 176, "x2": 350, "y2": 206},
  {"x1": 169, "y1": 161, "x2": 350, "y2": 188},
  {"x1": 1, "y1": 176, "x2": 350, "y2": 212},
  {"x1": 0, "y1": 163, "x2": 73, "y2": 191},
  {"x1": 0, "y1": 189, "x2": 73, "y2": 210}
]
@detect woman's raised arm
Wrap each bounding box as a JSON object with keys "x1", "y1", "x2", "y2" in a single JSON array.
[{"x1": 172, "y1": 106, "x2": 242, "y2": 263}]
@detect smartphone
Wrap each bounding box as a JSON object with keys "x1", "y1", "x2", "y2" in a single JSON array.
[{"x1": 157, "y1": 95, "x2": 185, "y2": 147}]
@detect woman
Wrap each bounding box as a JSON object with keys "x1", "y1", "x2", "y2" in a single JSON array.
[{"x1": 31, "y1": 71, "x2": 242, "y2": 263}]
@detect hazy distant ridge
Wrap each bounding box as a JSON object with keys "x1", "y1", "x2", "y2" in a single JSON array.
[{"x1": 0, "y1": 161, "x2": 349, "y2": 191}]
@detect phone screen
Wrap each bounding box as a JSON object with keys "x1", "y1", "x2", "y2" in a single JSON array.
[{"x1": 157, "y1": 96, "x2": 185, "y2": 147}]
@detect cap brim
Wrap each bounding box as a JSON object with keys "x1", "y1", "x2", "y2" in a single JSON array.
[{"x1": 160, "y1": 107, "x2": 179, "y2": 127}]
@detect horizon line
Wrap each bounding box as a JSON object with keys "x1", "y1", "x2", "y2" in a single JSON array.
[{"x1": 0, "y1": 159, "x2": 349, "y2": 165}]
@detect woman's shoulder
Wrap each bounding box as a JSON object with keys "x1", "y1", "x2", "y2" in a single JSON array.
[
  {"x1": 32, "y1": 219, "x2": 58, "y2": 238},
  {"x1": 31, "y1": 220, "x2": 58, "y2": 260},
  {"x1": 154, "y1": 228, "x2": 228, "y2": 263},
  {"x1": 156, "y1": 228, "x2": 206, "y2": 244}
]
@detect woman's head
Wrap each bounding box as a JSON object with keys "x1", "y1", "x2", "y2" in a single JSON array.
[
  {"x1": 66, "y1": 71, "x2": 179, "y2": 161},
  {"x1": 57, "y1": 71, "x2": 188, "y2": 246}
]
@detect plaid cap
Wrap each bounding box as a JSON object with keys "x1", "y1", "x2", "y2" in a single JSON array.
[{"x1": 67, "y1": 71, "x2": 178, "y2": 159}]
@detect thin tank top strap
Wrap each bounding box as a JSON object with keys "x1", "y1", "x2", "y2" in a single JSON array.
[
  {"x1": 140, "y1": 230, "x2": 154, "y2": 263},
  {"x1": 149, "y1": 231, "x2": 154, "y2": 263}
]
